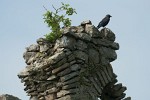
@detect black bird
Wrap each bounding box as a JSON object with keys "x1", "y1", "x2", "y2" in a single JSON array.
[{"x1": 97, "y1": 14, "x2": 112, "y2": 29}]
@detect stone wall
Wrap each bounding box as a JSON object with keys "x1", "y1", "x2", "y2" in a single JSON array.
[
  {"x1": 18, "y1": 20, "x2": 131, "y2": 100},
  {"x1": 0, "y1": 94, "x2": 20, "y2": 100}
]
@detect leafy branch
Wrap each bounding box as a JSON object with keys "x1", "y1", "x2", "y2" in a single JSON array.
[{"x1": 43, "y1": 2, "x2": 77, "y2": 42}]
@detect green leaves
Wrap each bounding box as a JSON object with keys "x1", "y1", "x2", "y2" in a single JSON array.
[
  {"x1": 63, "y1": 18, "x2": 71, "y2": 27},
  {"x1": 43, "y1": 2, "x2": 77, "y2": 42}
]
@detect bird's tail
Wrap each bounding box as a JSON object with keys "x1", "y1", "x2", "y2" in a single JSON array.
[{"x1": 97, "y1": 23, "x2": 101, "y2": 29}]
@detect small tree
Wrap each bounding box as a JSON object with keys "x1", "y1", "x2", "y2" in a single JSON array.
[{"x1": 43, "y1": 2, "x2": 77, "y2": 42}]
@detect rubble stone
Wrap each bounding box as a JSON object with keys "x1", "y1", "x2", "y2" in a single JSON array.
[{"x1": 0, "y1": 94, "x2": 21, "y2": 100}]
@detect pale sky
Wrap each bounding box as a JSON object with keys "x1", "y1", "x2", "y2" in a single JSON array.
[{"x1": 0, "y1": 0, "x2": 150, "y2": 99}]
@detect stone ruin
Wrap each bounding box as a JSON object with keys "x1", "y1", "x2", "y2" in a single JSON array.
[
  {"x1": 0, "y1": 94, "x2": 20, "y2": 100},
  {"x1": 18, "y1": 20, "x2": 131, "y2": 100}
]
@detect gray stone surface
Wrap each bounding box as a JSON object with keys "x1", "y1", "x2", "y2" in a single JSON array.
[
  {"x1": 30, "y1": 96, "x2": 38, "y2": 100},
  {"x1": 26, "y1": 44, "x2": 40, "y2": 52},
  {"x1": 55, "y1": 36, "x2": 76, "y2": 50},
  {"x1": 81, "y1": 20, "x2": 92, "y2": 26},
  {"x1": 88, "y1": 48, "x2": 100, "y2": 64},
  {"x1": 75, "y1": 32, "x2": 91, "y2": 41},
  {"x1": 75, "y1": 40, "x2": 87, "y2": 51},
  {"x1": 39, "y1": 44, "x2": 49, "y2": 52},
  {"x1": 100, "y1": 28, "x2": 116, "y2": 42},
  {"x1": 85, "y1": 24, "x2": 100, "y2": 37},
  {"x1": 99, "y1": 47, "x2": 117, "y2": 62}
]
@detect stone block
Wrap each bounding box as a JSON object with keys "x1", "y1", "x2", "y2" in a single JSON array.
[
  {"x1": 52, "y1": 63, "x2": 69, "y2": 74},
  {"x1": 75, "y1": 40, "x2": 87, "y2": 51},
  {"x1": 26, "y1": 44, "x2": 40, "y2": 52},
  {"x1": 85, "y1": 24, "x2": 100, "y2": 37},
  {"x1": 81, "y1": 20, "x2": 92, "y2": 26},
  {"x1": 88, "y1": 48, "x2": 100, "y2": 64},
  {"x1": 60, "y1": 72, "x2": 79, "y2": 82}
]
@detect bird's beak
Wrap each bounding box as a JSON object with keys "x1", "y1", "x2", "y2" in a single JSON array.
[{"x1": 110, "y1": 15, "x2": 112, "y2": 17}]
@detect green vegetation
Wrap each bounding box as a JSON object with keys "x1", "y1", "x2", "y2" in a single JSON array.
[{"x1": 43, "y1": 2, "x2": 77, "y2": 42}]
